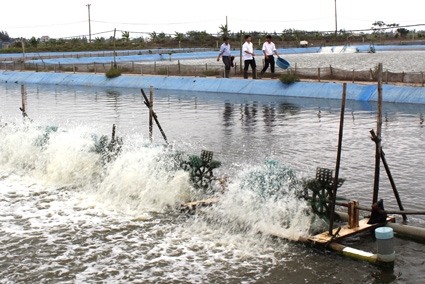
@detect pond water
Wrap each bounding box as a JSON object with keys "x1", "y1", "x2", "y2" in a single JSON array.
[{"x1": 1, "y1": 82, "x2": 425, "y2": 283}]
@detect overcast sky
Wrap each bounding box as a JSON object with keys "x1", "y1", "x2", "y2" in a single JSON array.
[{"x1": 1, "y1": 0, "x2": 424, "y2": 39}]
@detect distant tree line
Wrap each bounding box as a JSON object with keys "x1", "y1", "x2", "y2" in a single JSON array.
[
  {"x1": 0, "y1": 31, "x2": 10, "y2": 42},
  {"x1": 1, "y1": 21, "x2": 424, "y2": 53}
]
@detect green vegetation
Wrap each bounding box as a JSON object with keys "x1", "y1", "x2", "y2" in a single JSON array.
[
  {"x1": 156, "y1": 68, "x2": 168, "y2": 75},
  {"x1": 1, "y1": 21, "x2": 424, "y2": 54},
  {"x1": 105, "y1": 68, "x2": 122, "y2": 78},
  {"x1": 202, "y1": 70, "x2": 220, "y2": 77},
  {"x1": 279, "y1": 73, "x2": 300, "y2": 85}
]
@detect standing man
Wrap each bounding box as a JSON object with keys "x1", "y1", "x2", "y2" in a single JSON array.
[
  {"x1": 260, "y1": 35, "x2": 280, "y2": 79},
  {"x1": 217, "y1": 37, "x2": 231, "y2": 78},
  {"x1": 242, "y1": 35, "x2": 257, "y2": 79}
]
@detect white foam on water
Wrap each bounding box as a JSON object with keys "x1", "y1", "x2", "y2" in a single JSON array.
[
  {"x1": 0, "y1": 123, "x2": 318, "y2": 283},
  {"x1": 319, "y1": 46, "x2": 359, "y2": 54}
]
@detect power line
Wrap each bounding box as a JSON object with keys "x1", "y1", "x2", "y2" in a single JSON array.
[{"x1": 3, "y1": 21, "x2": 87, "y2": 29}]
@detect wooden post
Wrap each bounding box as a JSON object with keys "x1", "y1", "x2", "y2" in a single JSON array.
[
  {"x1": 348, "y1": 200, "x2": 359, "y2": 229},
  {"x1": 94, "y1": 62, "x2": 97, "y2": 74},
  {"x1": 330, "y1": 65, "x2": 333, "y2": 78},
  {"x1": 178, "y1": 60, "x2": 181, "y2": 74},
  {"x1": 154, "y1": 61, "x2": 156, "y2": 73},
  {"x1": 240, "y1": 30, "x2": 243, "y2": 73},
  {"x1": 21, "y1": 85, "x2": 26, "y2": 115},
  {"x1": 352, "y1": 69, "x2": 355, "y2": 83},
  {"x1": 422, "y1": 71, "x2": 424, "y2": 87},
  {"x1": 373, "y1": 63, "x2": 383, "y2": 204},
  {"x1": 318, "y1": 67, "x2": 321, "y2": 82},
  {"x1": 73, "y1": 64, "x2": 75, "y2": 74},
  {"x1": 111, "y1": 124, "x2": 116, "y2": 142},
  {"x1": 329, "y1": 83, "x2": 347, "y2": 235},
  {"x1": 381, "y1": 144, "x2": 408, "y2": 222},
  {"x1": 132, "y1": 61, "x2": 134, "y2": 73},
  {"x1": 141, "y1": 89, "x2": 168, "y2": 144},
  {"x1": 205, "y1": 63, "x2": 208, "y2": 71},
  {"x1": 149, "y1": 86, "x2": 153, "y2": 142},
  {"x1": 401, "y1": 71, "x2": 405, "y2": 83},
  {"x1": 113, "y1": 28, "x2": 117, "y2": 69},
  {"x1": 370, "y1": 129, "x2": 407, "y2": 222},
  {"x1": 385, "y1": 70, "x2": 388, "y2": 84},
  {"x1": 140, "y1": 64, "x2": 143, "y2": 76}
]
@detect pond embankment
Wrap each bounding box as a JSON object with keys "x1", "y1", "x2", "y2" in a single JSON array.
[{"x1": 1, "y1": 71, "x2": 425, "y2": 104}]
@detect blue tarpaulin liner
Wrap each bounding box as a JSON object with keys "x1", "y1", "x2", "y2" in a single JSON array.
[
  {"x1": 2, "y1": 71, "x2": 425, "y2": 104},
  {"x1": 3, "y1": 44, "x2": 424, "y2": 65}
]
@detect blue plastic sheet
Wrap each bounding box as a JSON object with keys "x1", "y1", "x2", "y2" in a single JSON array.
[{"x1": 1, "y1": 71, "x2": 425, "y2": 105}]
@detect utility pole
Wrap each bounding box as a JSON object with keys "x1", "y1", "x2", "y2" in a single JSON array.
[
  {"x1": 86, "y1": 4, "x2": 92, "y2": 44},
  {"x1": 334, "y1": 0, "x2": 338, "y2": 38},
  {"x1": 21, "y1": 39, "x2": 25, "y2": 63}
]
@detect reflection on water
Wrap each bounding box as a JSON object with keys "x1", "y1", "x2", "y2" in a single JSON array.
[{"x1": 1, "y1": 82, "x2": 425, "y2": 283}]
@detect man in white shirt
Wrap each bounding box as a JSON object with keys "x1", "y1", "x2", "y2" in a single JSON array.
[
  {"x1": 260, "y1": 35, "x2": 280, "y2": 79},
  {"x1": 242, "y1": 35, "x2": 257, "y2": 79}
]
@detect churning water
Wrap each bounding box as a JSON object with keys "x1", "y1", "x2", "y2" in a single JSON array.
[{"x1": 1, "y1": 80, "x2": 425, "y2": 283}]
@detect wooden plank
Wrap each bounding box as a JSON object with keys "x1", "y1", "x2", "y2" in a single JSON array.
[
  {"x1": 180, "y1": 198, "x2": 220, "y2": 213},
  {"x1": 309, "y1": 216, "x2": 395, "y2": 244}
]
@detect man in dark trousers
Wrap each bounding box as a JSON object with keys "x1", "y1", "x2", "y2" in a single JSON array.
[
  {"x1": 217, "y1": 37, "x2": 232, "y2": 78},
  {"x1": 242, "y1": 34, "x2": 257, "y2": 79},
  {"x1": 260, "y1": 35, "x2": 280, "y2": 79}
]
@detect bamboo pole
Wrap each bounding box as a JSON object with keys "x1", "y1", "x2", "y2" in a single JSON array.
[
  {"x1": 370, "y1": 129, "x2": 407, "y2": 222},
  {"x1": 141, "y1": 89, "x2": 168, "y2": 144},
  {"x1": 372, "y1": 63, "x2": 383, "y2": 204},
  {"x1": 329, "y1": 82, "x2": 347, "y2": 235},
  {"x1": 149, "y1": 86, "x2": 153, "y2": 142},
  {"x1": 113, "y1": 28, "x2": 117, "y2": 69},
  {"x1": 21, "y1": 85, "x2": 26, "y2": 116},
  {"x1": 240, "y1": 30, "x2": 243, "y2": 73}
]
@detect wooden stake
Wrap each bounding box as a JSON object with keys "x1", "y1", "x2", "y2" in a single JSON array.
[
  {"x1": 372, "y1": 63, "x2": 383, "y2": 204},
  {"x1": 318, "y1": 68, "x2": 321, "y2": 82},
  {"x1": 370, "y1": 129, "x2": 407, "y2": 222},
  {"x1": 21, "y1": 84, "x2": 26, "y2": 115},
  {"x1": 240, "y1": 30, "x2": 243, "y2": 73},
  {"x1": 149, "y1": 86, "x2": 153, "y2": 142},
  {"x1": 328, "y1": 82, "x2": 347, "y2": 235},
  {"x1": 141, "y1": 89, "x2": 168, "y2": 144}
]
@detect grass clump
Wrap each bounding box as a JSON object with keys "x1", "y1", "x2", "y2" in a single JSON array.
[
  {"x1": 157, "y1": 68, "x2": 168, "y2": 75},
  {"x1": 202, "y1": 70, "x2": 220, "y2": 76},
  {"x1": 105, "y1": 68, "x2": 122, "y2": 78},
  {"x1": 279, "y1": 73, "x2": 300, "y2": 85}
]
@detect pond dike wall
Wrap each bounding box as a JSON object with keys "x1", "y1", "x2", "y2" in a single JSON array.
[{"x1": 1, "y1": 71, "x2": 425, "y2": 104}]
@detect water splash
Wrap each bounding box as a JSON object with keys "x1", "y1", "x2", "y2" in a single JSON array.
[
  {"x1": 319, "y1": 46, "x2": 359, "y2": 53},
  {"x1": 193, "y1": 160, "x2": 322, "y2": 242}
]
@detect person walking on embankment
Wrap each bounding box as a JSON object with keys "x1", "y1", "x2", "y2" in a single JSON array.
[
  {"x1": 217, "y1": 37, "x2": 232, "y2": 78},
  {"x1": 260, "y1": 35, "x2": 280, "y2": 79},
  {"x1": 242, "y1": 35, "x2": 257, "y2": 79}
]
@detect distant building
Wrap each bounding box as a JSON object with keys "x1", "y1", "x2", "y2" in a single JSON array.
[
  {"x1": 0, "y1": 42, "x2": 10, "y2": 49},
  {"x1": 40, "y1": 36, "x2": 50, "y2": 42}
]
